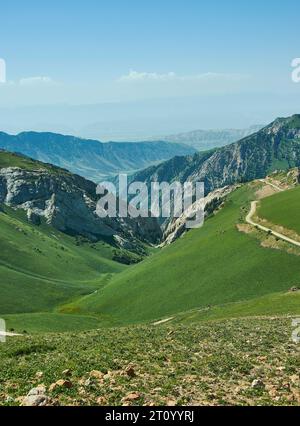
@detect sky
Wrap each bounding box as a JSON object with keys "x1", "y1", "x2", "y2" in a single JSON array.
[{"x1": 0, "y1": 0, "x2": 300, "y2": 139}]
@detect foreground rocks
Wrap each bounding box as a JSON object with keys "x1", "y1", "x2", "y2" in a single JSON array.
[
  {"x1": 49, "y1": 380, "x2": 73, "y2": 392},
  {"x1": 21, "y1": 386, "x2": 50, "y2": 407},
  {"x1": 1, "y1": 318, "x2": 299, "y2": 407}
]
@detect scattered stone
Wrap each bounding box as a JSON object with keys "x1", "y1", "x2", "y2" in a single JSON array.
[
  {"x1": 62, "y1": 369, "x2": 72, "y2": 377},
  {"x1": 21, "y1": 386, "x2": 49, "y2": 407},
  {"x1": 84, "y1": 378, "x2": 92, "y2": 387},
  {"x1": 251, "y1": 379, "x2": 265, "y2": 390},
  {"x1": 103, "y1": 371, "x2": 114, "y2": 380},
  {"x1": 286, "y1": 394, "x2": 296, "y2": 403},
  {"x1": 15, "y1": 396, "x2": 24, "y2": 404},
  {"x1": 166, "y1": 399, "x2": 177, "y2": 406},
  {"x1": 35, "y1": 371, "x2": 44, "y2": 379},
  {"x1": 78, "y1": 387, "x2": 86, "y2": 396},
  {"x1": 121, "y1": 392, "x2": 141, "y2": 403},
  {"x1": 48, "y1": 383, "x2": 56, "y2": 392},
  {"x1": 96, "y1": 396, "x2": 107, "y2": 405},
  {"x1": 276, "y1": 366, "x2": 286, "y2": 372},
  {"x1": 290, "y1": 374, "x2": 300, "y2": 385},
  {"x1": 125, "y1": 366, "x2": 136, "y2": 378},
  {"x1": 257, "y1": 356, "x2": 267, "y2": 362},
  {"x1": 280, "y1": 382, "x2": 291, "y2": 391},
  {"x1": 57, "y1": 379, "x2": 73, "y2": 388},
  {"x1": 267, "y1": 386, "x2": 277, "y2": 398},
  {"x1": 89, "y1": 370, "x2": 104, "y2": 380},
  {"x1": 49, "y1": 379, "x2": 73, "y2": 392}
]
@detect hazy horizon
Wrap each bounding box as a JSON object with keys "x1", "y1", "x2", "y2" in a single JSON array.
[
  {"x1": 0, "y1": 0, "x2": 300, "y2": 140},
  {"x1": 0, "y1": 94, "x2": 298, "y2": 142}
]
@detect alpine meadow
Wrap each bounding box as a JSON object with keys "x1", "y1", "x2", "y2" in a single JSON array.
[{"x1": 0, "y1": 0, "x2": 300, "y2": 413}]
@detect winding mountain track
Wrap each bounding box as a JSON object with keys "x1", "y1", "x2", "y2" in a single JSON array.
[
  {"x1": 0, "y1": 331, "x2": 23, "y2": 338},
  {"x1": 246, "y1": 201, "x2": 300, "y2": 248},
  {"x1": 258, "y1": 179, "x2": 284, "y2": 193},
  {"x1": 152, "y1": 317, "x2": 174, "y2": 326}
]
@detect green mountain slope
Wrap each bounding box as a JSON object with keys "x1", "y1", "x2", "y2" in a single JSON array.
[
  {"x1": 258, "y1": 185, "x2": 300, "y2": 235},
  {"x1": 0, "y1": 150, "x2": 70, "y2": 174},
  {"x1": 0, "y1": 150, "x2": 158, "y2": 316},
  {"x1": 72, "y1": 184, "x2": 300, "y2": 324},
  {"x1": 0, "y1": 204, "x2": 126, "y2": 315},
  {"x1": 174, "y1": 291, "x2": 300, "y2": 323}
]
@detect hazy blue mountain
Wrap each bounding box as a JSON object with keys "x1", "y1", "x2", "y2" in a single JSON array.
[
  {"x1": 0, "y1": 131, "x2": 195, "y2": 182},
  {"x1": 152, "y1": 125, "x2": 264, "y2": 151}
]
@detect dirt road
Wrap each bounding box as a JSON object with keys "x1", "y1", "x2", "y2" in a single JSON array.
[{"x1": 246, "y1": 201, "x2": 300, "y2": 248}]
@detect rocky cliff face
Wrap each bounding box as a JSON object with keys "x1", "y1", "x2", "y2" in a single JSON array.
[
  {"x1": 0, "y1": 160, "x2": 162, "y2": 247},
  {"x1": 133, "y1": 115, "x2": 300, "y2": 196},
  {"x1": 129, "y1": 115, "x2": 300, "y2": 242},
  {"x1": 190, "y1": 116, "x2": 300, "y2": 193},
  {"x1": 162, "y1": 185, "x2": 237, "y2": 245}
]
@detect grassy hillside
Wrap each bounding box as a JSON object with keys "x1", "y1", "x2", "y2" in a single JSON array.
[
  {"x1": 0, "y1": 150, "x2": 70, "y2": 175},
  {"x1": 1, "y1": 317, "x2": 299, "y2": 406},
  {"x1": 258, "y1": 185, "x2": 300, "y2": 235},
  {"x1": 72, "y1": 184, "x2": 300, "y2": 324},
  {"x1": 0, "y1": 204, "x2": 127, "y2": 315},
  {"x1": 1, "y1": 147, "x2": 300, "y2": 331},
  {"x1": 173, "y1": 291, "x2": 300, "y2": 323},
  {"x1": 2, "y1": 313, "x2": 110, "y2": 334},
  {"x1": 5, "y1": 291, "x2": 300, "y2": 334}
]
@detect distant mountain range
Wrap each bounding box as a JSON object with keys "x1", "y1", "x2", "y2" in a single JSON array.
[
  {"x1": 134, "y1": 115, "x2": 300, "y2": 195},
  {"x1": 151, "y1": 125, "x2": 264, "y2": 151},
  {"x1": 0, "y1": 132, "x2": 195, "y2": 182}
]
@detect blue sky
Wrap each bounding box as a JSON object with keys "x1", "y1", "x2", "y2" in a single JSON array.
[
  {"x1": 1, "y1": 0, "x2": 299, "y2": 82},
  {"x1": 0, "y1": 0, "x2": 300, "y2": 138}
]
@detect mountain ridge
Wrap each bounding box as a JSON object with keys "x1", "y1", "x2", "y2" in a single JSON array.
[
  {"x1": 150, "y1": 125, "x2": 264, "y2": 151},
  {"x1": 0, "y1": 131, "x2": 195, "y2": 182},
  {"x1": 133, "y1": 115, "x2": 300, "y2": 196}
]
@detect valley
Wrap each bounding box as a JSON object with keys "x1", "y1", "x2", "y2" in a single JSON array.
[
  {"x1": 1, "y1": 157, "x2": 300, "y2": 331},
  {"x1": 2, "y1": 0, "x2": 300, "y2": 410},
  {"x1": 1, "y1": 115, "x2": 300, "y2": 406},
  {"x1": 69, "y1": 180, "x2": 300, "y2": 325}
]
